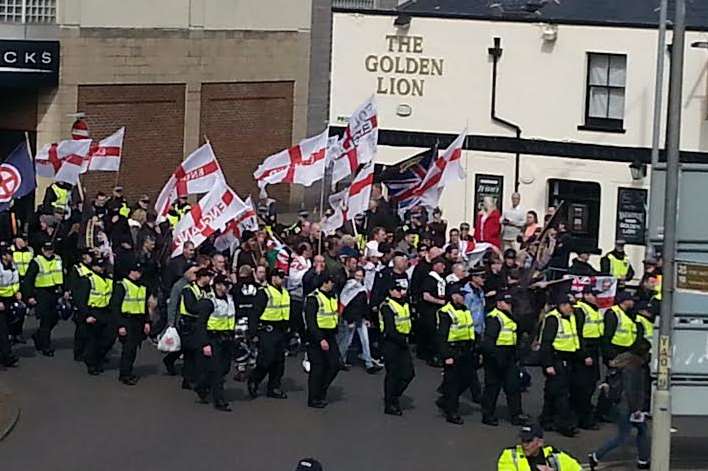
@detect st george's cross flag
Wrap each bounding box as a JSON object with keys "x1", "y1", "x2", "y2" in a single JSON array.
[
  {"x1": 414, "y1": 129, "x2": 466, "y2": 210},
  {"x1": 213, "y1": 196, "x2": 259, "y2": 252},
  {"x1": 171, "y1": 181, "x2": 247, "y2": 257},
  {"x1": 155, "y1": 143, "x2": 226, "y2": 222},
  {"x1": 328, "y1": 97, "x2": 378, "y2": 185},
  {"x1": 35, "y1": 139, "x2": 92, "y2": 185},
  {"x1": 253, "y1": 129, "x2": 329, "y2": 188},
  {"x1": 88, "y1": 127, "x2": 125, "y2": 172},
  {"x1": 321, "y1": 162, "x2": 374, "y2": 234}
]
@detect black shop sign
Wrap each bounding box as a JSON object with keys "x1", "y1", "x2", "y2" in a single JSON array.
[
  {"x1": 615, "y1": 187, "x2": 647, "y2": 245},
  {"x1": 0, "y1": 40, "x2": 60, "y2": 88},
  {"x1": 474, "y1": 174, "x2": 504, "y2": 213}
]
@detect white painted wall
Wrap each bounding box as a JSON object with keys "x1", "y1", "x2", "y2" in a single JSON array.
[
  {"x1": 331, "y1": 13, "x2": 708, "y2": 151},
  {"x1": 58, "y1": 0, "x2": 312, "y2": 31}
]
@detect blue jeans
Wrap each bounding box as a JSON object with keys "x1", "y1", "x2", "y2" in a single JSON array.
[
  {"x1": 594, "y1": 412, "x2": 650, "y2": 463},
  {"x1": 337, "y1": 320, "x2": 373, "y2": 368}
]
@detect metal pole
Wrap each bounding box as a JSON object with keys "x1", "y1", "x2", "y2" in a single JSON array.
[
  {"x1": 647, "y1": 0, "x2": 668, "y2": 246},
  {"x1": 652, "y1": 0, "x2": 685, "y2": 469}
]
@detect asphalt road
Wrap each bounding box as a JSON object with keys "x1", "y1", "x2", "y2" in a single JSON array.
[{"x1": 0, "y1": 319, "x2": 706, "y2": 471}]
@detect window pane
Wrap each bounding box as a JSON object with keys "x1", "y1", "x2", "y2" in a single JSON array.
[
  {"x1": 608, "y1": 88, "x2": 625, "y2": 119},
  {"x1": 609, "y1": 55, "x2": 627, "y2": 87},
  {"x1": 589, "y1": 54, "x2": 609, "y2": 86},
  {"x1": 589, "y1": 87, "x2": 609, "y2": 118}
]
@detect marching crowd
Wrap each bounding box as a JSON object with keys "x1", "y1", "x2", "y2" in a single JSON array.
[{"x1": 0, "y1": 182, "x2": 662, "y2": 470}]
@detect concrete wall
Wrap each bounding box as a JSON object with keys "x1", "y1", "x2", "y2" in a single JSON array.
[{"x1": 58, "y1": 0, "x2": 312, "y2": 31}]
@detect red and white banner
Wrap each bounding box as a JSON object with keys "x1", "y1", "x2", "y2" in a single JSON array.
[
  {"x1": 213, "y1": 196, "x2": 259, "y2": 252},
  {"x1": 155, "y1": 143, "x2": 226, "y2": 222},
  {"x1": 416, "y1": 129, "x2": 466, "y2": 209},
  {"x1": 322, "y1": 162, "x2": 374, "y2": 234},
  {"x1": 329, "y1": 97, "x2": 378, "y2": 184},
  {"x1": 35, "y1": 139, "x2": 92, "y2": 185},
  {"x1": 171, "y1": 182, "x2": 247, "y2": 257},
  {"x1": 88, "y1": 127, "x2": 124, "y2": 172},
  {"x1": 254, "y1": 129, "x2": 329, "y2": 188},
  {"x1": 565, "y1": 275, "x2": 618, "y2": 309}
]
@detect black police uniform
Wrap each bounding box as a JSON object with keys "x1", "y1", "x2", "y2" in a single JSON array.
[
  {"x1": 22, "y1": 249, "x2": 64, "y2": 355},
  {"x1": 379, "y1": 294, "x2": 415, "y2": 415},
  {"x1": 111, "y1": 276, "x2": 150, "y2": 383},
  {"x1": 0, "y1": 255, "x2": 19, "y2": 366},
  {"x1": 178, "y1": 281, "x2": 211, "y2": 388},
  {"x1": 247, "y1": 284, "x2": 290, "y2": 398},
  {"x1": 304, "y1": 287, "x2": 341, "y2": 407},
  {"x1": 68, "y1": 260, "x2": 92, "y2": 361},
  {"x1": 572, "y1": 297, "x2": 602, "y2": 429},
  {"x1": 436, "y1": 301, "x2": 478, "y2": 424},
  {"x1": 481, "y1": 296, "x2": 525, "y2": 425},
  {"x1": 75, "y1": 268, "x2": 115, "y2": 375}
]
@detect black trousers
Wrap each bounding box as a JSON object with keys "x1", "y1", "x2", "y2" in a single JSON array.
[
  {"x1": 84, "y1": 310, "x2": 116, "y2": 370},
  {"x1": 118, "y1": 316, "x2": 147, "y2": 377},
  {"x1": 540, "y1": 360, "x2": 574, "y2": 432},
  {"x1": 73, "y1": 310, "x2": 89, "y2": 360},
  {"x1": 178, "y1": 317, "x2": 200, "y2": 385},
  {"x1": 415, "y1": 309, "x2": 437, "y2": 362},
  {"x1": 34, "y1": 289, "x2": 59, "y2": 351},
  {"x1": 249, "y1": 327, "x2": 287, "y2": 391},
  {"x1": 289, "y1": 300, "x2": 304, "y2": 338},
  {"x1": 307, "y1": 332, "x2": 341, "y2": 403},
  {"x1": 571, "y1": 347, "x2": 600, "y2": 427},
  {"x1": 481, "y1": 356, "x2": 522, "y2": 420},
  {"x1": 198, "y1": 334, "x2": 234, "y2": 405},
  {"x1": 7, "y1": 300, "x2": 25, "y2": 337},
  {"x1": 441, "y1": 349, "x2": 478, "y2": 416},
  {"x1": 382, "y1": 340, "x2": 415, "y2": 407},
  {"x1": 0, "y1": 312, "x2": 11, "y2": 362}
]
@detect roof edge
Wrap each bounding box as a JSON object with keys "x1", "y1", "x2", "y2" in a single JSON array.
[{"x1": 331, "y1": 7, "x2": 708, "y2": 33}]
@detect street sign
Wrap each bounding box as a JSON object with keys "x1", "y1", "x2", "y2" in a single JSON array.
[
  {"x1": 677, "y1": 261, "x2": 708, "y2": 294},
  {"x1": 615, "y1": 187, "x2": 647, "y2": 245}
]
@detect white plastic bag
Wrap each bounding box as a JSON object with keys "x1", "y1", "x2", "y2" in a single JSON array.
[{"x1": 157, "y1": 326, "x2": 181, "y2": 353}]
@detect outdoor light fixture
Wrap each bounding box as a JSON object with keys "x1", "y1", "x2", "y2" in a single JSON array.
[
  {"x1": 629, "y1": 159, "x2": 647, "y2": 181},
  {"x1": 690, "y1": 41, "x2": 708, "y2": 49},
  {"x1": 393, "y1": 14, "x2": 411, "y2": 29}
]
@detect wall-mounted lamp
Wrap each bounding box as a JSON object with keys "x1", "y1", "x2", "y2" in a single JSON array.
[
  {"x1": 629, "y1": 159, "x2": 647, "y2": 181},
  {"x1": 691, "y1": 41, "x2": 708, "y2": 49},
  {"x1": 541, "y1": 24, "x2": 558, "y2": 42},
  {"x1": 393, "y1": 14, "x2": 411, "y2": 30}
]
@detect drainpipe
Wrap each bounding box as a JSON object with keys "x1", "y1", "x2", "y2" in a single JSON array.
[{"x1": 488, "y1": 37, "x2": 522, "y2": 192}]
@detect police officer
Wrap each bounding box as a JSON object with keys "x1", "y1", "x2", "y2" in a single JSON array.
[
  {"x1": 79, "y1": 258, "x2": 114, "y2": 375},
  {"x1": 572, "y1": 286, "x2": 603, "y2": 430},
  {"x1": 177, "y1": 268, "x2": 213, "y2": 390},
  {"x1": 198, "y1": 275, "x2": 237, "y2": 411},
  {"x1": 166, "y1": 196, "x2": 191, "y2": 227},
  {"x1": 595, "y1": 291, "x2": 644, "y2": 422},
  {"x1": 435, "y1": 285, "x2": 476, "y2": 425},
  {"x1": 113, "y1": 263, "x2": 150, "y2": 385},
  {"x1": 379, "y1": 278, "x2": 414, "y2": 416},
  {"x1": 9, "y1": 234, "x2": 32, "y2": 344},
  {"x1": 0, "y1": 246, "x2": 20, "y2": 367},
  {"x1": 539, "y1": 294, "x2": 587, "y2": 437},
  {"x1": 481, "y1": 292, "x2": 527, "y2": 426},
  {"x1": 42, "y1": 181, "x2": 71, "y2": 214},
  {"x1": 23, "y1": 242, "x2": 65, "y2": 357},
  {"x1": 305, "y1": 273, "x2": 340, "y2": 409},
  {"x1": 497, "y1": 424, "x2": 582, "y2": 470},
  {"x1": 601, "y1": 240, "x2": 635, "y2": 286},
  {"x1": 69, "y1": 248, "x2": 94, "y2": 361},
  {"x1": 247, "y1": 269, "x2": 290, "y2": 400}
]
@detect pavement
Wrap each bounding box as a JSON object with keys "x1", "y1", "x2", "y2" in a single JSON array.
[{"x1": 0, "y1": 319, "x2": 707, "y2": 471}]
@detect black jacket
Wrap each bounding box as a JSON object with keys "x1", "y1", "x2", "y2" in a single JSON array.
[
  {"x1": 380, "y1": 300, "x2": 409, "y2": 348},
  {"x1": 569, "y1": 258, "x2": 600, "y2": 276},
  {"x1": 304, "y1": 289, "x2": 338, "y2": 343},
  {"x1": 343, "y1": 291, "x2": 369, "y2": 324},
  {"x1": 437, "y1": 303, "x2": 475, "y2": 360}
]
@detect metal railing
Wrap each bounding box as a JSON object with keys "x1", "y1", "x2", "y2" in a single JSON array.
[{"x1": 0, "y1": 0, "x2": 56, "y2": 24}]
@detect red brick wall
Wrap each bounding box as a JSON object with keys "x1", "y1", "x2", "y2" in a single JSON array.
[
  {"x1": 77, "y1": 84, "x2": 186, "y2": 203},
  {"x1": 199, "y1": 82, "x2": 294, "y2": 205}
]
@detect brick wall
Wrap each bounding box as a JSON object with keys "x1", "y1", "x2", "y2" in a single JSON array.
[
  {"x1": 77, "y1": 84, "x2": 185, "y2": 202},
  {"x1": 199, "y1": 81, "x2": 294, "y2": 204}
]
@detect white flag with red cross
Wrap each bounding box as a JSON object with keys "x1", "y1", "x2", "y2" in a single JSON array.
[
  {"x1": 88, "y1": 127, "x2": 125, "y2": 172},
  {"x1": 213, "y1": 196, "x2": 259, "y2": 252},
  {"x1": 253, "y1": 129, "x2": 329, "y2": 188},
  {"x1": 321, "y1": 162, "x2": 374, "y2": 234},
  {"x1": 415, "y1": 129, "x2": 466, "y2": 209},
  {"x1": 155, "y1": 143, "x2": 226, "y2": 222},
  {"x1": 329, "y1": 97, "x2": 378, "y2": 185},
  {"x1": 171, "y1": 182, "x2": 247, "y2": 257},
  {"x1": 35, "y1": 139, "x2": 92, "y2": 185}
]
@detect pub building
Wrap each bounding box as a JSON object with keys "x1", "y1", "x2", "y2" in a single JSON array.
[{"x1": 330, "y1": 1, "x2": 708, "y2": 270}]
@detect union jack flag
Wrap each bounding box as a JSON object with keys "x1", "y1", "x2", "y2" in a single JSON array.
[{"x1": 378, "y1": 144, "x2": 437, "y2": 213}]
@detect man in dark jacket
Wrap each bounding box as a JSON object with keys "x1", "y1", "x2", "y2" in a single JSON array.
[
  {"x1": 569, "y1": 251, "x2": 600, "y2": 276},
  {"x1": 304, "y1": 273, "x2": 340, "y2": 408},
  {"x1": 379, "y1": 279, "x2": 414, "y2": 416}
]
